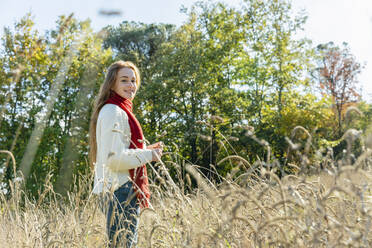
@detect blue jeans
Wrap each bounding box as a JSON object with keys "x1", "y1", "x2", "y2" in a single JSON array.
[{"x1": 101, "y1": 181, "x2": 140, "y2": 248}]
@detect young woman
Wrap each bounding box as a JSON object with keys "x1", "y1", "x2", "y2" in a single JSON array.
[{"x1": 89, "y1": 61, "x2": 163, "y2": 247}]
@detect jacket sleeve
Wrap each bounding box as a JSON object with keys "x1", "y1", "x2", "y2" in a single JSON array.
[{"x1": 97, "y1": 105, "x2": 153, "y2": 172}]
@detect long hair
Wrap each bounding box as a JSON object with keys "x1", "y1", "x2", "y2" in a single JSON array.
[{"x1": 89, "y1": 61, "x2": 141, "y2": 168}]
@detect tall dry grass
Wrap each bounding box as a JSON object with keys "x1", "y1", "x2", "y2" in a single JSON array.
[{"x1": 0, "y1": 130, "x2": 372, "y2": 247}]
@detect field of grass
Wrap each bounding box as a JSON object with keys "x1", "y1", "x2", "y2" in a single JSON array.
[{"x1": 0, "y1": 147, "x2": 371, "y2": 248}]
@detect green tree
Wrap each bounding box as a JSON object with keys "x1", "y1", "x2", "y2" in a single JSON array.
[
  {"x1": 0, "y1": 13, "x2": 112, "y2": 196},
  {"x1": 232, "y1": 0, "x2": 315, "y2": 160}
]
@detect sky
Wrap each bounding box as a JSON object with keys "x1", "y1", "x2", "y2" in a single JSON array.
[
  {"x1": 0, "y1": 0, "x2": 371, "y2": 102},
  {"x1": 292, "y1": 0, "x2": 372, "y2": 102}
]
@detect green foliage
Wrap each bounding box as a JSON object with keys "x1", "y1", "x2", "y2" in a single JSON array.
[
  {"x1": 1, "y1": 0, "x2": 371, "y2": 196},
  {"x1": 0, "y1": 13, "x2": 112, "y2": 196}
]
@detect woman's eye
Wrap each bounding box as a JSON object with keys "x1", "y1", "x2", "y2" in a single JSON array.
[{"x1": 120, "y1": 79, "x2": 135, "y2": 84}]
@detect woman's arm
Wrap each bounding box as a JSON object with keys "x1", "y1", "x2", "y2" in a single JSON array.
[{"x1": 97, "y1": 104, "x2": 153, "y2": 172}]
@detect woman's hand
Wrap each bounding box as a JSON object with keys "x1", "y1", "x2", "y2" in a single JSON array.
[
  {"x1": 147, "y1": 141, "x2": 164, "y2": 150},
  {"x1": 148, "y1": 141, "x2": 164, "y2": 162}
]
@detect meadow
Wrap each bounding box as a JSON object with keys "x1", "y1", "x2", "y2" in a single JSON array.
[{"x1": 1, "y1": 131, "x2": 371, "y2": 248}]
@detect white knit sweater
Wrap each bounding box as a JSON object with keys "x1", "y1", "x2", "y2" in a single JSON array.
[{"x1": 92, "y1": 104, "x2": 153, "y2": 194}]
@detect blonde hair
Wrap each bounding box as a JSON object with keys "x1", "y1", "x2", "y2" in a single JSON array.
[{"x1": 89, "y1": 61, "x2": 141, "y2": 168}]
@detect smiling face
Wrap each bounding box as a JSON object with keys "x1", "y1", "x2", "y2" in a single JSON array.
[{"x1": 111, "y1": 67, "x2": 137, "y2": 100}]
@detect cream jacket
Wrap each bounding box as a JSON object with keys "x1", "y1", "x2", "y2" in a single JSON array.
[{"x1": 92, "y1": 104, "x2": 153, "y2": 194}]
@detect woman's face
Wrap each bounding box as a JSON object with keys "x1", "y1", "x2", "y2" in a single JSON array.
[{"x1": 112, "y1": 67, "x2": 137, "y2": 100}]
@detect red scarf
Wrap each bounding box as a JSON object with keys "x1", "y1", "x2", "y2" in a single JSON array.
[{"x1": 105, "y1": 91, "x2": 150, "y2": 208}]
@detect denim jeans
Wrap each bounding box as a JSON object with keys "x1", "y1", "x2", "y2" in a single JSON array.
[{"x1": 101, "y1": 181, "x2": 140, "y2": 248}]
